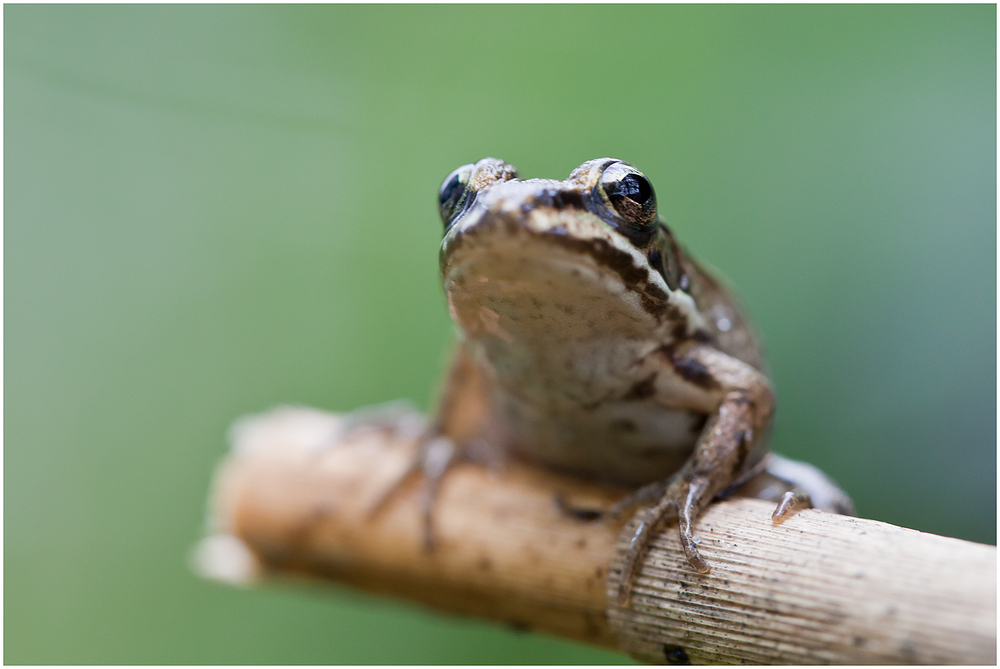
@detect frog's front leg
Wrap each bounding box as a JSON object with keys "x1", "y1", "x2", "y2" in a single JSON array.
[
  {"x1": 616, "y1": 343, "x2": 774, "y2": 606},
  {"x1": 370, "y1": 428, "x2": 457, "y2": 551},
  {"x1": 367, "y1": 341, "x2": 496, "y2": 550}
]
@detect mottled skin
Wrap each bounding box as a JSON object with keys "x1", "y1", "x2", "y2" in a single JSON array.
[{"x1": 375, "y1": 158, "x2": 853, "y2": 606}]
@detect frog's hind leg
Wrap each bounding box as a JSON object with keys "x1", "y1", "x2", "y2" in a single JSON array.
[
  {"x1": 764, "y1": 453, "x2": 856, "y2": 521},
  {"x1": 729, "y1": 453, "x2": 855, "y2": 522}
]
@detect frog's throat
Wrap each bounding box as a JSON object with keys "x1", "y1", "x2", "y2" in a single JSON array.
[{"x1": 441, "y1": 206, "x2": 705, "y2": 338}]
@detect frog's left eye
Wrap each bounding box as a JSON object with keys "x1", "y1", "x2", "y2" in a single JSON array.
[
  {"x1": 599, "y1": 163, "x2": 657, "y2": 229},
  {"x1": 438, "y1": 164, "x2": 475, "y2": 227}
]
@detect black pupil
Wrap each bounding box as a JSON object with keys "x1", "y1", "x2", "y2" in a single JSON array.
[{"x1": 615, "y1": 173, "x2": 651, "y2": 204}]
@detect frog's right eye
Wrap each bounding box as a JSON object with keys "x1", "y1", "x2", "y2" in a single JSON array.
[{"x1": 438, "y1": 164, "x2": 475, "y2": 227}]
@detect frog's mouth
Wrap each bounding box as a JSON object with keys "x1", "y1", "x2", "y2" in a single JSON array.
[{"x1": 441, "y1": 206, "x2": 677, "y2": 346}]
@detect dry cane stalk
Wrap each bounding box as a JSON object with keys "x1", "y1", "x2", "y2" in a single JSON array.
[{"x1": 195, "y1": 407, "x2": 996, "y2": 665}]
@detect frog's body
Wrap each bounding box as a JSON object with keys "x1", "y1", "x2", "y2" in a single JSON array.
[{"x1": 370, "y1": 158, "x2": 854, "y2": 606}]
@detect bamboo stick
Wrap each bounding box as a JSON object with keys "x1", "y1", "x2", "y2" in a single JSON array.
[{"x1": 196, "y1": 406, "x2": 996, "y2": 664}]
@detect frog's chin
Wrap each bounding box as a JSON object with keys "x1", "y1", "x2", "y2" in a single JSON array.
[{"x1": 442, "y1": 227, "x2": 669, "y2": 348}]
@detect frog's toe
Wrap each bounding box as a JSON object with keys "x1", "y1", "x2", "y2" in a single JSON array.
[
  {"x1": 616, "y1": 495, "x2": 679, "y2": 606},
  {"x1": 765, "y1": 454, "x2": 856, "y2": 516},
  {"x1": 616, "y1": 475, "x2": 713, "y2": 606},
  {"x1": 771, "y1": 489, "x2": 812, "y2": 523},
  {"x1": 416, "y1": 436, "x2": 455, "y2": 550},
  {"x1": 366, "y1": 431, "x2": 458, "y2": 553},
  {"x1": 676, "y1": 475, "x2": 711, "y2": 573}
]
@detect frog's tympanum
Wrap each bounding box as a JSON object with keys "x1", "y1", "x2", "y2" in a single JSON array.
[{"x1": 371, "y1": 158, "x2": 854, "y2": 606}]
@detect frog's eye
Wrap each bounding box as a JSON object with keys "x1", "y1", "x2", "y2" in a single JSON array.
[
  {"x1": 438, "y1": 164, "x2": 475, "y2": 227},
  {"x1": 599, "y1": 163, "x2": 657, "y2": 229}
]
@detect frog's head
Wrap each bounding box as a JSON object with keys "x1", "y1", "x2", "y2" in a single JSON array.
[{"x1": 437, "y1": 158, "x2": 703, "y2": 348}]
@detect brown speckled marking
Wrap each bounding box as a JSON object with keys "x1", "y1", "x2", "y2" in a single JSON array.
[
  {"x1": 657, "y1": 344, "x2": 722, "y2": 390},
  {"x1": 672, "y1": 357, "x2": 718, "y2": 389},
  {"x1": 623, "y1": 373, "x2": 658, "y2": 400}
]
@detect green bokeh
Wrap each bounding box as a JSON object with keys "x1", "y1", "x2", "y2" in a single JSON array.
[{"x1": 5, "y1": 5, "x2": 994, "y2": 664}]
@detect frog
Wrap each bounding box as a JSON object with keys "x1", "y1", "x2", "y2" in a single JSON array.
[{"x1": 364, "y1": 157, "x2": 854, "y2": 606}]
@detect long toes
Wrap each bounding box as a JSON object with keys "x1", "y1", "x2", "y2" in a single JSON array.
[
  {"x1": 616, "y1": 497, "x2": 679, "y2": 607},
  {"x1": 366, "y1": 459, "x2": 420, "y2": 517},
  {"x1": 422, "y1": 437, "x2": 455, "y2": 479},
  {"x1": 678, "y1": 477, "x2": 711, "y2": 573}
]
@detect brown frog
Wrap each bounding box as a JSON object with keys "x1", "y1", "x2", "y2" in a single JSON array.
[{"x1": 366, "y1": 157, "x2": 854, "y2": 605}]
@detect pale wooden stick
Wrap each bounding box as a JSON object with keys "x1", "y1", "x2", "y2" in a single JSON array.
[{"x1": 196, "y1": 407, "x2": 996, "y2": 665}]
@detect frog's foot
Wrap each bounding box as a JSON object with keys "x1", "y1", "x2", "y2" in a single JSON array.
[
  {"x1": 771, "y1": 490, "x2": 812, "y2": 523},
  {"x1": 366, "y1": 429, "x2": 458, "y2": 551},
  {"x1": 762, "y1": 453, "x2": 856, "y2": 521},
  {"x1": 616, "y1": 475, "x2": 713, "y2": 607},
  {"x1": 412, "y1": 435, "x2": 457, "y2": 551}
]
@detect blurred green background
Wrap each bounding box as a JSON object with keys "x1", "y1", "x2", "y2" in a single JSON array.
[{"x1": 5, "y1": 4, "x2": 995, "y2": 664}]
